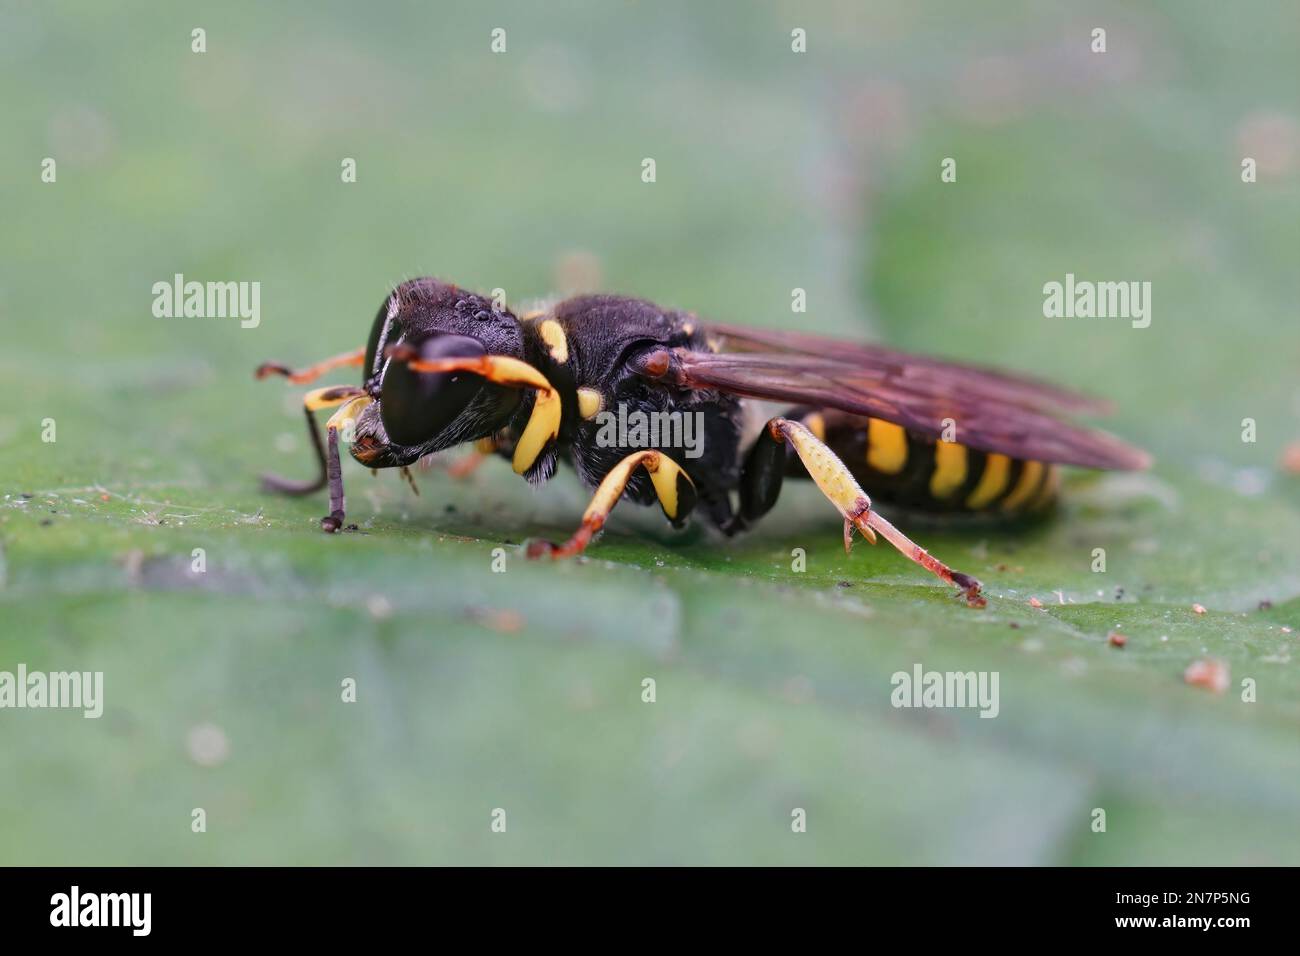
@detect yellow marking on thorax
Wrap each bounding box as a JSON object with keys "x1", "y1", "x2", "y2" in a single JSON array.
[
  {"x1": 929, "y1": 441, "x2": 968, "y2": 499},
  {"x1": 1000, "y1": 460, "x2": 1045, "y2": 512},
  {"x1": 965, "y1": 453, "x2": 1011, "y2": 509},
  {"x1": 539, "y1": 319, "x2": 569, "y2": 363},
  {"x1": 801, "y1": 412, "x2": 826, "y2": 441},
  {"x1": 866, "y1": 418, "x2": 908, "y2": 474},
  {"x1": 577, "y1": 387, "x2": 603, "y2": 420}
]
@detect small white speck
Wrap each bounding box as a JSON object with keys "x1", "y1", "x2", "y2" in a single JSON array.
[{"x1": 186, "y1": 723, "x2": 230, "y2": 767}]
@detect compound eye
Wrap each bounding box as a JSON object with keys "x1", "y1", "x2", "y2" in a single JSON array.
[
  {"x1": 363, "y1": 296, "x2": 398, "y2": 381},
  {"x1": 380, "y1": 334, "x2": 486, "y2": 446}
]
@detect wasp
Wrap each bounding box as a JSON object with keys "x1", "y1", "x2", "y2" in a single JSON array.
[{"x1": 255, "y1": 278, "x2": 1149, "y2": 606}]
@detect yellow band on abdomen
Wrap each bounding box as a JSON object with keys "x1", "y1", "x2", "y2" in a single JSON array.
[
  {"x1": 1000, "y1": 460, "x2": 1044, "y2": 512},
  {"x1": 965, "y1": 453, "x2": 1011, "y2": 509},
  {"x1": 930, "y1": 441, "x2": 968, "y2": 499},
  {"x1": 867, "y1": 419, "x2": 908, "y2": 474}
]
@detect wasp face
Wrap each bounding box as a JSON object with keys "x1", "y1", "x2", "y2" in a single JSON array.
[
  {"x1": 347, "y1": 402, "x2": 404, "y2": 467},
  {"x1": 351, "y1": 280, "x2": 527, "y2": 466}
]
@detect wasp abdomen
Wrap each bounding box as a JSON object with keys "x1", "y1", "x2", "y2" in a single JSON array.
[{"x1": 799, "y1": 412, "x2": 1058, "y2": 515}]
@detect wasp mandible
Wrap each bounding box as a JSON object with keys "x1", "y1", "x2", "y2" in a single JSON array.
[{"x1": 256, "y1": 278, "x2": 1150, "y2": 606}]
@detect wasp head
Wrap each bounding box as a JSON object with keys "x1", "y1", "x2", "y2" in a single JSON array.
[{"x1": 353, "y1": 279, "x2": 526, "y2": 465}]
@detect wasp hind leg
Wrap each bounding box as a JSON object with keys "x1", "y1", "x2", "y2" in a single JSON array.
[
  {"x1": 526, "y1": 451, "x2": 697, "y2": 559},
  {"x1": 751, "y1": 417, "x2": 985, "y2": 607}
]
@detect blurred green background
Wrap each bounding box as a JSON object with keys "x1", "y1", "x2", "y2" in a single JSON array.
[{"x1": 1, "y1": 1, "x2": 1297, "y2": 864}]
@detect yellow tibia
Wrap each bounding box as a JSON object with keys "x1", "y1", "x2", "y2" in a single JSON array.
[
  {"x1": 579, "y1": 451, "x2": 694, "y2": 522},
  {"x1": 326, "y1": 395, "x2": 373, "y2": 433},
  {"x1": 512, "y1": 386, "x2": 561, "y2": 474},
  {"x1": 304, "y1": 386, "x2": 367, "y2": 412}
]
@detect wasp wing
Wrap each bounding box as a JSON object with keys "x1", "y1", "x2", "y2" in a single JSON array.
[
  {"x1": 668, "y1": 326, "x2": 1150, "y2": 470},
  {"x1": 704, "y1": 323, "x2": 1113, "y2": 416}
]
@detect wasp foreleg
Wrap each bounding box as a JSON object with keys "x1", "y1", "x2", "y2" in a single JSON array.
[
  {"x1": 318, "y1": 392, "x2": 373, "y2": 532},
  {"x1": 259, "y1": 386, "x2": 370, "y2": 533},
  {"x1": 259, "y1": 386, "x2": 367, "y2": 497}
]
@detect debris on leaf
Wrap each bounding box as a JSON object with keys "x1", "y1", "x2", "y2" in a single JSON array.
[
  {"x1": 1184, "y1": 658, "x2": 1229, "y2": 693},
  {"x1": 1280, "y1": 441, "x2": 1300, "y2": 474},
  {"x1": 469, "y1": 608, "x2": 525, "y2": 633}
]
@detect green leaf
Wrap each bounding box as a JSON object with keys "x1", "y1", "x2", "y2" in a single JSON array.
[{"x1": 1, "y1": 0, "x2": 1297, "y2": 865}]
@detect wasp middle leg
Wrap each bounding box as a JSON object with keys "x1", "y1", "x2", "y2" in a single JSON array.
[
  {"x1": 738, "y1": 416, "x2": 985, "y2": 606},
  {"x1": 526, "y1": 450, "x2": 697, "y2": 559}
]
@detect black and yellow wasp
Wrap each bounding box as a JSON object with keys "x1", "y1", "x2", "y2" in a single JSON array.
[{"x1": 256, "y1": 278, "x2": 1149, "y2": 606}]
